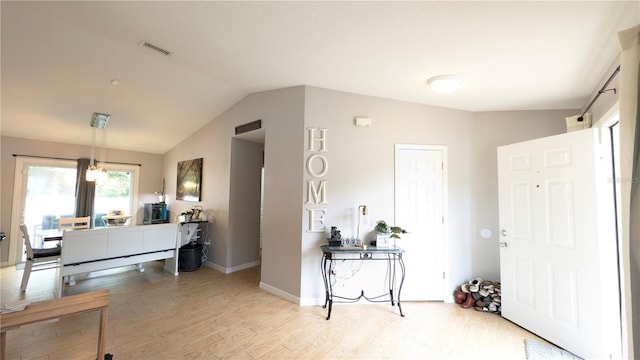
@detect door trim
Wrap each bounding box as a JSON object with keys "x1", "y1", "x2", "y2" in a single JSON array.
[
  {"x1": 9, "y1": 157, "x2": 77, "y2": 266},
  {"x1": 394, "y1": 144, "x2": 449, "y2": 300}
]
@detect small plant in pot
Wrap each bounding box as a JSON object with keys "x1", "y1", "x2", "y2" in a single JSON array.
[
  {"x1": 180, "y1": 210, "x2": 194, "y2": 222},
  {"x1": 375, "y1": 220, "x2": 406, "y2": 248}
]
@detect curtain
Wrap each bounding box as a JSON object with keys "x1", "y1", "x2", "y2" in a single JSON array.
[
  {"x1": 75, "y1": 158, "x2": 95, "y2": 225},
  {"x1": 618, "y1": 23, "x2": 640, "y2": 360}
]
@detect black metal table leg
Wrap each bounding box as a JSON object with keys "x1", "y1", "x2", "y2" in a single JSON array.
[
  {"x1": 397, "y1": 254, "x2": 406, "y2": 317},
  {"x1": 319, "y1": 245, "x2": 406, "y2": 320},
  {"x1": 321, "y1": 255, "x2": 329, "y2": 309}
]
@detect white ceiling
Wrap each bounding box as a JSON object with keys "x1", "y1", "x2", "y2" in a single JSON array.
[{"x1": 1, "y1": 1, "x2": 638, "y2": 154}]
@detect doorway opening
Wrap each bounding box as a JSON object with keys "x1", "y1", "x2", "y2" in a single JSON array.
[{"x1": 228, "y1": 131, "x2": 265, "y2": 273}]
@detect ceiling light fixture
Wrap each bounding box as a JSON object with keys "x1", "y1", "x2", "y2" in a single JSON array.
[
  {"x1": 427, "y1": 75, "x2": 462, "y2": 94},
  {"x1": 86, "y1": 112, "x2": 110, "y2": 182}
]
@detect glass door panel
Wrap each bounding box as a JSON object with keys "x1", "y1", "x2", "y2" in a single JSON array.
[
  {"x1": 94, "y1": 164, "x2": 139, "y2": 227},
  {"x1": 21, "y1": 161, "x2": 77, "y2": 253}
]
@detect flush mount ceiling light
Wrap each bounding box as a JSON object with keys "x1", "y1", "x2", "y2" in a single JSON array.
[{"x1": 427, "y1": 75, "x2": 463, "y2": 94}]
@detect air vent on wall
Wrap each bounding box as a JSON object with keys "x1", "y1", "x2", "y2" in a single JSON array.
[{"x1": 138, "y1": 40, "x2": 172, "y2": 56}]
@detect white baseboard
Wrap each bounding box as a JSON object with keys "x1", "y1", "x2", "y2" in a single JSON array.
[
  {"x1": 259, "y1": 281, "x2": 300, "y2": 304},
  {"x1": 203, "y1": 260, "x2": 260, "y2": 274},
  {"x1": 203, "y1": 260, "x2": 225, "y2": 273},
  {"x1": 299, "y1": 296, "x2": 325, "y2": 306}
]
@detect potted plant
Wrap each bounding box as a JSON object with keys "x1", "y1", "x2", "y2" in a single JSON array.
[
  {"x1": 180, "y1": 210, "x2": 194, "y2": 223},
  {"x1": 375, "y1": 220, "x2": 406, "y2": 248}
]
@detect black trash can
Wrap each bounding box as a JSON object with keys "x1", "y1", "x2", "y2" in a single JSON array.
[{"x1": 179, "y1": 243, "x2": 203, "y2": 271}]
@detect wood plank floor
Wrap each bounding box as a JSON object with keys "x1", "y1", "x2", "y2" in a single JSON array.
[{"x1": 1, "y1": 261, "x2": 551, "y2": 359}]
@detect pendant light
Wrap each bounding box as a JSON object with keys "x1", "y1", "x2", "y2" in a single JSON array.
[{"x1": 86, "y1": 112, "x2": 110, "y2": 182}]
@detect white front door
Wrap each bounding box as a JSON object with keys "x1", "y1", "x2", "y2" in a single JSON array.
[
  {"x1": 498, "y1": 128, "x2": 620, "y2": 359},
  {"x1": 395, "y1": 145, "x2": 446, "y2": 301}
]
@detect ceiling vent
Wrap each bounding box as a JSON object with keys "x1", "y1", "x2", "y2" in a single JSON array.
[{"x1": 138, "y1": 40, "x2": 172, "y2": 56}]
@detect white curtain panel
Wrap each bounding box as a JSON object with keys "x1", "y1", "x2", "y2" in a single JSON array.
[{"x1": 618, "y1": 23, "x2": 640, "y2": 360}]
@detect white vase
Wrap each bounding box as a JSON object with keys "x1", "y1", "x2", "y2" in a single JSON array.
[{"x1": 376, "y1": 233, "x2": 391, "y2": 248}]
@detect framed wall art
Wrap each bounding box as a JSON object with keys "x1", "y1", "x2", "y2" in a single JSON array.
[{"x1": 176, "y1": 158, "x2": 203, "y2": 202}]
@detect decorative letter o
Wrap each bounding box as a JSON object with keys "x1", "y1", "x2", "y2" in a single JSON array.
[{"x1": 306, "y1": 154, "x2": 328, "y2": 177}]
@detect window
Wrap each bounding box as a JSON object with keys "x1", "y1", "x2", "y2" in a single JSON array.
[{"x1": 94, "y1": 164, "x2": 140, "y2": 226}]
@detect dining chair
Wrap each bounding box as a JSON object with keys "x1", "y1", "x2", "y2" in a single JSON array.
[
  {"x1": 57, "y1": 216, "x2": 91, "y2": 230},
  {"x1": 19, "y1": 223, "x2": 61, "y2": 292}
]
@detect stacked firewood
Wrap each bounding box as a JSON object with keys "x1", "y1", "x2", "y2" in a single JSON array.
[{"x1": 454, "y1": 278, "x2": 501, "y2": 314}]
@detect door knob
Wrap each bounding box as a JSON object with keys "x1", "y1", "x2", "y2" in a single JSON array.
[
  {"x1": 499, "y1": 242, "x2": 508, "y2": 248},
  {"x1": 501, "y1": 229, "x2": 508, "y2": 236}
]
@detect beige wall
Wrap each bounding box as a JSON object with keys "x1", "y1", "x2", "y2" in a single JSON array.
[
  {"x1": 162, "y1": 86, "x2": 305, "y2": 298},
  {"x1": 229, "y1": 138, "x2": 263, "y2": 268},
  {"x1": 472, "y1": 110, "x2": 577, "y2": 281},
  {"x1": 0, "y1": 87, "x2": 576, "y2": 304},
  {"x1": 163, "y1": 85, "x2": 573, "y2": 304},
  {"x1": 298, "y1": 88, "x2": 573, "y2": 303},
  {"x1": 0, "y1": 136, "x2": 164, "y2": 264},
  {"x1": 300, "y1": 86, "x2": 477, "y2": 303}
]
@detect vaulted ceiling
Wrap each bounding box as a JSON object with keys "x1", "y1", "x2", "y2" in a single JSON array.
[{"x1": 2, "y1": 1, "x2": 638, "y2": 154}]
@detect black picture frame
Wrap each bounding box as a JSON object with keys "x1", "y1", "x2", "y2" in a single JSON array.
[{"x1": 176, "y1": 158, "x2": 203, "y2": 202}]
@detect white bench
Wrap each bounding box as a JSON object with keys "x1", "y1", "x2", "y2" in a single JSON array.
[{"x1": 58, "y1": 223, "x2": 179, "y2": 296}]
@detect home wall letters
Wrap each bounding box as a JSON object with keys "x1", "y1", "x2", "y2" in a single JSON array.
[{"x1": 306, "y1": 128, "x2": 328, "y2": 232}]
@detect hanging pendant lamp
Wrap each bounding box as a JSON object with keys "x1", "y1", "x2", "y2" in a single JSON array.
[{"x1": 86, "y1": 112, "x2": 110, "y2": 182}]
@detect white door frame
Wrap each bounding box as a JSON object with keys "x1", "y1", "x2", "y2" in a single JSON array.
[
  {"x1": 8, "y1": 156, "x2": 77, "y2": 266},
  {"x1": 394, "y1": 144, "x2": 449, "y2": 300}
]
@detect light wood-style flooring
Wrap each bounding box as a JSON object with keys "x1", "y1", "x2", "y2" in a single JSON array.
[{"x1": 1, "y1": 261, "x2": 551, "y2": 359}]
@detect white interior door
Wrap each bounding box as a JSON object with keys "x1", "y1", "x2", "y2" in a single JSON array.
[
  {"x1": 498, "y1": 128, "x2": 620, "y2": 359},
  {"x1": 395, "y1": 145, "x2": 446, "y2": 301}
]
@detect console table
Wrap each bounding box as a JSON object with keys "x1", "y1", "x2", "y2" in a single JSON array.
[{"x1": 320, "y1": 245, "x2": 405, "y2": 320}]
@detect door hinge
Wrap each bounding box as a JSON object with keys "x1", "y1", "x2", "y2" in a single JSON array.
[
  {"x1": 442, "y1": 216, "x2": 444, "y2": 224},
  {"x1": 442, "y1": 272, "x2": 446, "y2": 279}
]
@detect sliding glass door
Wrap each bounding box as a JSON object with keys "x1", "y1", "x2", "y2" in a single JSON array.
[
  {"x1": 10, "y1": 157, "x2": 139, "y2": 265},
  {"x1": 11, "y1": 157, "x2": 77, "y2": 262}
]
